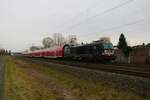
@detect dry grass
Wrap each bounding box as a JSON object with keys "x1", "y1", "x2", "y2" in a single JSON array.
[
  {"x1": 4, "y1": 57, "x2": 57, "y2": 100},
  {"x1": 4, "y1": 56, "x2": 150, "y2": 100}
]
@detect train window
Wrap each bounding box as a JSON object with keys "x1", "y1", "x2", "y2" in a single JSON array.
[{"x1": 103, "y1": 43, "x2": 113, "y2": 49}]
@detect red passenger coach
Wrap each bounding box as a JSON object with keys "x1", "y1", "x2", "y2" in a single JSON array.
[
  {"x1": 41, "y1": 45, "x2": 64, "y2": 58},
  {"x1": 22, "y1": 45, "x2": 70, "y2": 59}
]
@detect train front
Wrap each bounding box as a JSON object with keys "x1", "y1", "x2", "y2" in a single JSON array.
[{"x1": 101, "y1": 42, "x2": 115, "y2": 61}]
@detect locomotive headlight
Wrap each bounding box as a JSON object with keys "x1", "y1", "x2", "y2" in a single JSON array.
[
  {"x1": 102, "y1": 50, "x2": 108, "y2": 55},
  {"x1": 103, "y1": 50, "x2": 114, "y2": 55},
  {"x1": 104, "y1": 50, "x2": 108, "y2": 53}
]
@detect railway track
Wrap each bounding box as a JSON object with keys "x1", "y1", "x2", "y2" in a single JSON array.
[{"x1": 16, "y1": 56, "x2": 150, "y2": 79}]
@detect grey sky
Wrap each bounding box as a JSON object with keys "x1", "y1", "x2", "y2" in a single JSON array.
[{"x1": 0, "y1": 0, "x2": 150, "y2": 51}]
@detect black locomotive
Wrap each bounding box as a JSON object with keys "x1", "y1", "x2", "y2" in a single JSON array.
[{"x1": 64, "y1": 41, "x2": 115, "y2": 61}]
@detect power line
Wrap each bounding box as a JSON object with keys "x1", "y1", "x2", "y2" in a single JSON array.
[
  {"x1": 57, "y1": 1, "x2": 100, "y2": 31},
  {"x1": 134, "y1": 5, "x2": 150, "y2": 13},
  {"x1": 126, "y1": 26, "x2": 150, "y2": 33},
  {"x1": 99, "y1": 17, "x2": 150, "y2": 32},
  {"x1": 81, "y1": 16, "x2": 150, "y2": 39},
  {"x1": 57, "y1": 9, "x2": 89, "y2": 28},
  {"x1": 85, "y1": 4, "x2": 150, "y2": 30},
  {"x1": 61, "y1": 0, "x2": 134, "y2": 32}
]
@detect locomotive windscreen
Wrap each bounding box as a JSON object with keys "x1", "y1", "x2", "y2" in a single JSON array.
[{"x1": 103, "y1": 43, "x2": 113, "y2": 49}]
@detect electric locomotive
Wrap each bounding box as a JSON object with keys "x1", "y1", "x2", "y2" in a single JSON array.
[{"x1": 63, "y1": 40, "x2": 115, "y2": 61}]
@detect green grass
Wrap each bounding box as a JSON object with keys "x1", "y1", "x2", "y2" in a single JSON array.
[
  {"x1": 34, "y1": 64, "x2": 146, "y2": 100},
  {"x1": 4, "y1": 56, "x2": 57, "y2": 100},
  {"x1": 4, "y1": 56, "x2": 150, "y2": 100}
]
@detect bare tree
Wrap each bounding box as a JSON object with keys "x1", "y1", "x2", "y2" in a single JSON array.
[
  {"x1": 42, "y1": 37, "x2": 54, "y2": 48},
  {"x1": 67, "y1": 35, "x2": 78, "y2": 46},
  {"x1": 53, "y1": 33, "x2": 65, "y2": 46}
]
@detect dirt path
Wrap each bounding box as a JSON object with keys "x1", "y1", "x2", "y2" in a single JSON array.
[{"x1": 0, "y1": 57, "x2": 4, "y2": 100}]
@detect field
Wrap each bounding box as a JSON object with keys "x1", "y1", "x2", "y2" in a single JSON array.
[{"x1": 4, "y1": 56, "x2": 150, "y2": 100}]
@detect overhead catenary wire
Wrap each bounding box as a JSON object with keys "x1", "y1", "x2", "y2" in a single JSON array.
[
  {"x1": 57, "y1": 9, "x2": 90, "y2": 28},
  {"x1": 57, "y1": 1, "x2": 101, "y2": 31},
  {"x1": 95, "y1": 16, "x2": 150, "y2": 33},
  {"x1": 82, "y1": 16, "x2": 150, "y2": 40},
  {"x1": 60, "y1": 0, "x2": 134, "y2": 32},
  {"x1": 84, "y1": 4, "x2": 150, "y2": 31}
]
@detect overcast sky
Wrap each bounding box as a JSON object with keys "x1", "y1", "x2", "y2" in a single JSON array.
[{"x1": 0, "y1": 0, "x2": 150, "y2": 51}]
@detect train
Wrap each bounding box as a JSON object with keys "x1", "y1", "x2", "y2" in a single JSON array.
[{"x1": 22, "y1": 40, "x2": 115, "y2": 62}]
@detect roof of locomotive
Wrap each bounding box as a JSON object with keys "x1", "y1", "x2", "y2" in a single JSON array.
[
  {"x1": 71, "y1": 42, "x2": 109, "y2": 48},
  {"x1": 70, "y1": 41, "x2": 113, "y2": 49}
]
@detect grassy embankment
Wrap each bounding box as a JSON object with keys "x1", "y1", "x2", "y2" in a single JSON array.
[
  {"x1": 4, "y1": 56, "x2": 149, "y2": 100},
  {"x1": 4, "y1": 56, "x2": 56, "y2": 100}
]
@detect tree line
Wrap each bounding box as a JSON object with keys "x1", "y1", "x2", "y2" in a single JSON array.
[
  {"x1": 0, "y1": 49, "x2": 11, "y2": 56},
  {"x1": 30, "y1": 33, "x2": 78, "y2": 51}
]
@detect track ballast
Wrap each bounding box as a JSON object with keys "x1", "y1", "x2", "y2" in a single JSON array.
[{"x1": 16, "y1": 56, "x2": 150, "y2": 79}]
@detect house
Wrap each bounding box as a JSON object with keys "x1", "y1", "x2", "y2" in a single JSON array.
[{"x1": 129, "y1": 44, "x2": 150, "y2": 64}]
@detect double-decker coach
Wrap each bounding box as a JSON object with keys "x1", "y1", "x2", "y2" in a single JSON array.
[{"x1": 22, "y1": 44, "x2": 70, "y2": 58}]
